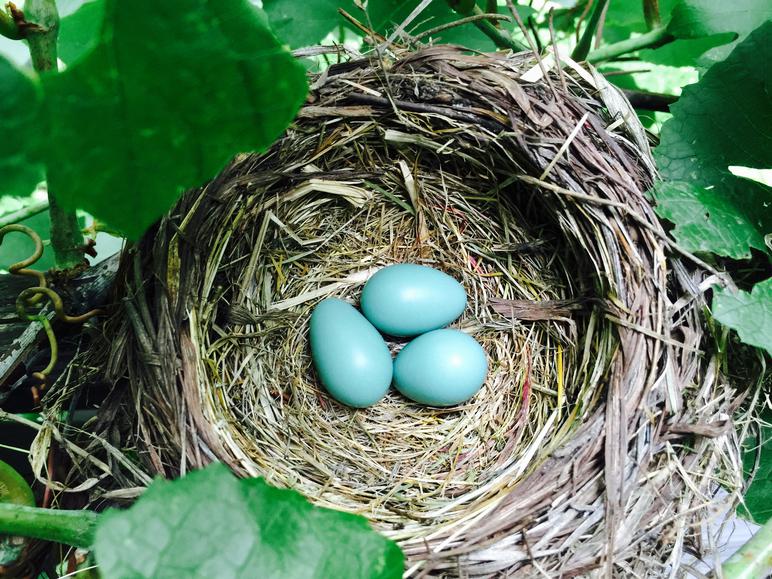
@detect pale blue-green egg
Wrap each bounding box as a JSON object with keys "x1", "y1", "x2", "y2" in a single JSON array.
[
  {"x1": 393, "y1": 329, "x2": 488, "y2": 407},
  {"x1": 310, "y1": 298, "x2": 393, "y2": 408},
  {"x1": 360, "y1": 264, "x2": 466, "y2": 337}
]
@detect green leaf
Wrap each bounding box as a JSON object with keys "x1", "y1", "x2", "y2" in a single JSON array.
[
  {"x1": 95, "y1": 463, "x2": 403, "y2": 579},
  {"x1": 651, "y1": 181, "x2": 768, "y2": 258},
  {"x1": 666, "y1": 0, "x2": 772, "y2": 64},
  {"x1": 653, "y1": 23, "x2": 772, "y2": 259},
  {"x1": 0, "y1": 57, "x2": 45, "y2": 198},
  {"x1": 263, "y1": 0, "x2": 357, "y2": 48},
  {"x1": 713, "y1": 279, "x2": 772, "y2": 356},
  {"x1": 667, "y1": 0, "x2": 772, "y2": 40},
  {"x1": 0, "y1": 459, "x2": 35, "y2": 566},
  {"x1": 741, "y1": 406, "x2": 772, "y2": 524},
  {"x1": 57, "y1": 0, "x2": 104, "y2": 65},
  {"x1": 638, "y1": 34, "x2": 734, "y2": 68},
  {"x1": 41, "y1": 0, "x2": 307, "y2": 239}
]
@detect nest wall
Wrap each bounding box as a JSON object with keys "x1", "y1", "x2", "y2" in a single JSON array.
[{"x1": 44, "y1": 47, "x2": 743, "y2": 577}]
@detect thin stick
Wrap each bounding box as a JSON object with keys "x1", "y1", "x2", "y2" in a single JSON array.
[
  {"x1": 540, "y1": 112, "x2": 589, "y2": 180},
  {"x1": 414, "y1": 13, "x2": 511, "y2": 43},
  {"x1": 381, "y1": 0, "x2": 433, "y2": 49},
  {"x1": 505, "y1": 0, "x2": 556, "y2": 96},
  {"x1": 0, "y1": 200, "x2": 49, "y2": 228},
  {"x1": 571, "y1": 0, "x2": 609, "y2": 61}
]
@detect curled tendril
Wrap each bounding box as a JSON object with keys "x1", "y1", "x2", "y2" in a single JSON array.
[
  {"x1": 14, "y1": 287, "x2": 103, "y2": 404},
  {"x1": 16, "y1": 287, "x2": 103, "y2": 324},
  {"x1": 2, "y1": 225, "x2": 103, "y2": 402},
  {"x1": 0, "y1": 224, "x2": 46, "y2": 304}
]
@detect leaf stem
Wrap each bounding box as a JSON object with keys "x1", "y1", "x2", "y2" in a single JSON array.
[
  {"x1": 0, "y1": 200, "x2": 49, "y2": 228},
  {"x1": 0, "y1": 504, "x2": 98, "y2": 548},
  {"x1": 571, "y1": 0, "x2": 609, "y2": 60},
  {"x1": 24, "y1": 0, "x2": 85, "y2": 269},
  {"x1": 721, "y1": 517, "x2": 772, "y2": 579},
  {"x1": 587, "y1": 26, "x2": 673, "y2": 63}
]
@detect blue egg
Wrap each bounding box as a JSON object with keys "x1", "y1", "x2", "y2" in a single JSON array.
[
  {"x1": 393, "y1": 329, "x2": 488, "y2": 407},
  {"x1": 310, "y1": 298, "x2": 393, "y2": 408},
  {"x1": 360, "y1": 264, "x2": 466, "y2": 337}
]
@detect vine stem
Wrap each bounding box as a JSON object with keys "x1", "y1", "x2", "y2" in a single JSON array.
[
  {"x1": 571, "y1": 0, "x2": 609, "y2": 60},
  {"x1": 0, "y1": 200, "x2": 49, "y2": 229},
  {"x1": 587, "y1": 26, "x2": 673, "y2": 63},
  {"x1": 0, "y1": 503, "x2": 98, "y2": 548},
  {"x1": 721, "y1": 517, "x2": 772, "y2": 579},
  {"x1": 24, "y1": 0, "x2": 85, "y2": 269},
  {"x1": 444, "y1": 0, "x2": 527, "y2": 52}
]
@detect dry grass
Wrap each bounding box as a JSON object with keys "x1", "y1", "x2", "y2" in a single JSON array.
[{"x1": 34, "y1": 46, "x2": 749, "y2": 577}]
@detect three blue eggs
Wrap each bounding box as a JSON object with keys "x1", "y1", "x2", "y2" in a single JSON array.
[{"x1": 310, "y1": 264, "x2": 488, "y2": 408}]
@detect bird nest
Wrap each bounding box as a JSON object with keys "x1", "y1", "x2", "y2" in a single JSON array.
[{"x1": 41, "y1": 47, "x2": 743, "y2": 577}]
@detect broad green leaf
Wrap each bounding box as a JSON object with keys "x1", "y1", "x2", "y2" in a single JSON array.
[
  {"x1": 713, "y1": 279, "x2": 772, "y2": 356},
  {"x1": 651, "y1": 181, "x2": 768, "y2": 258},
  {"x1": 666, "y1": 0, "x2": 772, "y2": 64},
  {"x1": 653, "y1": 23, "x2": 772, "y2": 259},
  {"x1": 94, "y1": 463, "x2": 403, "y2": 579},
  {"x1": 41, "y1": 0, "x2": 308, "y2": 239},
  {"x1": 0, "y1": 58, "x2": 45, "y2": 198},
  {"x1": 639, "y1": 34, "x2": 733, "y2": 68},
  {"x1": 263, "y1": 0, "x2": 357, "y2": 48},
  {"x1": 58, "y1": 0, "x2": 104, "y2": 64},
  {"x1": 741, "y1": 406, "x2": 772, "y2": 524},
  {"x1": 667, "y1": 0, "x2": 772, "y2": 40}
]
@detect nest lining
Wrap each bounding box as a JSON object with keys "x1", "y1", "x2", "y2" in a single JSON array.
[
  {"x1": 210, "y1": 160, "x2": 607, "y2": 532},
  {"x1": 40, "y1": 46, "x2": 744, "y2": 577}
]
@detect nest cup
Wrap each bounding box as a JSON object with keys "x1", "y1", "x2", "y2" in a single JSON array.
[{"x1": 49, "y1": 47, "x2": 740, "y2": 576}]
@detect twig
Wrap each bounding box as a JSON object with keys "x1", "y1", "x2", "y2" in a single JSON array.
[
  {"x1": 468, "y1": 4, "x2": 527, "y2": 52},
  {"x1": 620, "y1": 89, "x2": 677, "y2": 112},
  {"x1": 587, "y1": 26, "x2": 673, "y2": 63},
  {"x1": 506, "y1": 0, "x2": 556, "y2": 96},
  {"x1": 593, "y1": 0, "x2": 609, "y2": 49},
  {"x1": 548, "y1": 9, "x2": 567, "y2": 93},
  {"x1": 643, "y1": 0, "x2": 661, "y2": 30},
  {"x1": 382, "y1": 0, "x2": 433, "y2": 49},
  {"x1": 337, "y1": 8, "x2": 386, "y2": 43},
  {"x1": 0, "y1": 200, "x2": 49, "y2": 228},
  {"x1": 413, "y1": 13, "x2": 511, "y2": 43},
  {"x1": 574, "y1": 0, "x2": 594, "y2": 45},
  {"x1": 571, "y1": 0, "x2": 609, "y2": 61},
  {"x1": 442, "y1": 0, "x2": 526, "y2": 51}
]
